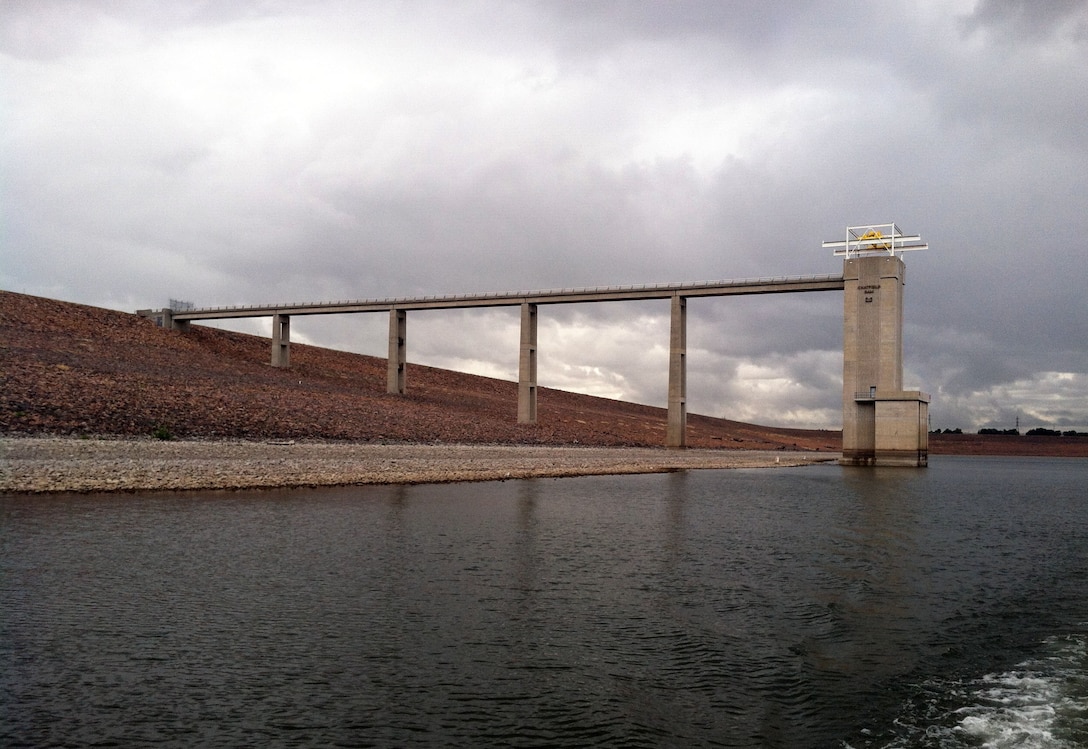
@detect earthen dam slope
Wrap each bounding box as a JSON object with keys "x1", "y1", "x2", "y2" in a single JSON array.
[{"x1": 0, "y1": 290, "x2": 839, "y2": 450}]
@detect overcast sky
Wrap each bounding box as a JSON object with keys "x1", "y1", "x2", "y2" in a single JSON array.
[{"x1": 3, "y1": 0, "x2": 1087, "y2": 432}]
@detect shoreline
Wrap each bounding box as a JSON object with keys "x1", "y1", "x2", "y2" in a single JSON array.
[{"x1": 0, "y1": 437, "x2": 837, "y2": 495}]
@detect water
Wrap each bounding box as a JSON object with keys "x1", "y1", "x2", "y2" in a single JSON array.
[{"x1": 1, "y1": 456, "x2": 1085, "y2": 747}]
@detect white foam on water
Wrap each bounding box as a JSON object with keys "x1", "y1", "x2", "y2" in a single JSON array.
[
  {"x1": 956, "y1": 633, "x2": 1087, "y2": 748},
  {"x1": 954, "y1": 671, "x2": 1065, "y2": 747},
  {"x1": 872, "y1": 632, "x2": 1087, "y2": 748}
]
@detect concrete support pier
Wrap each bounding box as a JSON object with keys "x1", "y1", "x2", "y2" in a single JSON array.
[
  {"x1": 841, "y1": 256, "x2": 928, "y2": 466},
  {"x1": 518, "y1": 303, "x2": 538, "y2": 424},
  {"x1": 387, "y1": 308, "x2": 406, "y2": 394},
  {"x1": 666, "y1": 294, "x2": 688, "y2": 448},
  {"x1": 271, "y1": 313, "x2": 290, "y2": 368}
]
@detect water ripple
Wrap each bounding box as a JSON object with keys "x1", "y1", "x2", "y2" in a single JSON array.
[{"x1": 2, "y1": 459, "x2": 1086, "y2": 747}]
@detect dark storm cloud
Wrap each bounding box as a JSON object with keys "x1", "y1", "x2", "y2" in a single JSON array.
[{"x1": 963, "y1": 0, "x2": 1088, "y2": 39}]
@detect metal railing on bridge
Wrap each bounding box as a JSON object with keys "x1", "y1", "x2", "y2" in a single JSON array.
[{"x1": 172, "y1": 273, "x2": 845, "y2": 320}]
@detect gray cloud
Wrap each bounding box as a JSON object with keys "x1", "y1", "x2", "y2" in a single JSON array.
[
  {"x1": 2, "y1": 0, "x2": 1086, "y2": 432},
  {"x1": 962, "y1": 0, "x2": 1088, "y2": 40}
]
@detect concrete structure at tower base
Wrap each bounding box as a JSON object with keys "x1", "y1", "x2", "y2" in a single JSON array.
[{"x1": 841, "y1": 391, "x2": 929, "y2": 467}]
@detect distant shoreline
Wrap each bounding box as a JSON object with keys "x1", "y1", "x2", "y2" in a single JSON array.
[
  {"x1": 928, "y1": 432, "x2": 1088, "y2": 458},
  {"x1": 0, "y1": 437, "x2": 837, "y2": 495}
]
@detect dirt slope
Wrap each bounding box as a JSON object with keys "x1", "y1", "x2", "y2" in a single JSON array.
[{"x1": 0, "y1": 291, "x2": 838, "y2": 450}]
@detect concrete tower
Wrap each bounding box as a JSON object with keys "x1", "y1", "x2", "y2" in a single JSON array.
[{"x1": 826, "y1": 225, "x2": 930, "y2": 467}]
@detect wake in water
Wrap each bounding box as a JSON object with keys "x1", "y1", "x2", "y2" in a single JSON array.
[{"x1": 872, "y1": 631, "x2": 1088, "y2": 748}]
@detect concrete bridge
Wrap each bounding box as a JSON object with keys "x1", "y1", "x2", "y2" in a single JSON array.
[{"x1": 140, "y1": 252, "x2": 928, "y2": 466}]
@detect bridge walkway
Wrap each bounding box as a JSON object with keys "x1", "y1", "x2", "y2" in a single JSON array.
[{"x1": 143, "y1": 274, "x2": 845, "y2": 448}]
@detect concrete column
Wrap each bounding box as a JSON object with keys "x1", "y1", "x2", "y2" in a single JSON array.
[
  {"x1": 666, "y1": 294, "x2": 687, "y2": 448},
  {"x1": 271, "y1": 313, "x2": 290, "y2": 367},
  {"x1": 387, "y1": 308, "x2": 406, "y2": 394},
  {"x1": 518, "y1": 302, "x2": 538, "y2": 424}
]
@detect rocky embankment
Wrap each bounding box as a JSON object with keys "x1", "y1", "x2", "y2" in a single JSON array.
[
  {"x1": 0, "y1": 290, "x2": 838, "y2": 450},
  {"x1": 1, "y1": 438, "x2": 834, "y2": 494}
]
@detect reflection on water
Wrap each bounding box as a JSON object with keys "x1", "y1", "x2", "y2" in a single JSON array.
[{"x1": 2, "y1": 457, "x2": 1086, "y2": 748}]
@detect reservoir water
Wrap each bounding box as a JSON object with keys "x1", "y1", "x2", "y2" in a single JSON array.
[{"x1": 2, "y1": 456, "x2": 1086, "y2": 747}]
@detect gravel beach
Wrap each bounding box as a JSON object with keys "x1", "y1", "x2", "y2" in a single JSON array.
[{"x1": 0, "y1": 438, "x2": 837, "y2": 494}]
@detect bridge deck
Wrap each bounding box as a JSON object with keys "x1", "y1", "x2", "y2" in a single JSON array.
[{"x1": 173, "y1": 274, "x2": 845, "y2": 320}]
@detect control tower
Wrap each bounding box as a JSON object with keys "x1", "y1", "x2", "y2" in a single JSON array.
[{"x1": 824, "y1": 225, "x2": 930, "y2": 467}]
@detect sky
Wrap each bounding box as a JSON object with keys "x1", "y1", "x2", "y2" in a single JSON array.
[{"x1": 3, "y1": 0, "x2": 1087, "y2": 432}]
